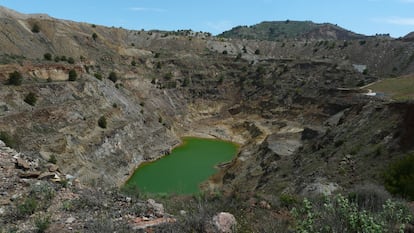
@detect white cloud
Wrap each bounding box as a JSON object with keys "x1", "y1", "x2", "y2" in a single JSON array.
[
  {"x1": 206, "y1": 20, "x2": 234, "y2": 33},
  {"x1": 129, "y1": 7, "x2": 166, "y2": 12},
  {"x1": 377, "y1": 17, "x2": 414, "y2": 26}
]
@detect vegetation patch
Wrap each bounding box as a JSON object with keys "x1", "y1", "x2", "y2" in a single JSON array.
[
  {"x1": 365, "y1": 75, "x2": 414, "y2": 100},
  {"x1": 24, "y1": 92, "x2": 37, "y2": 106},
  {"x1": 7, "y1": 71, "x2": 23, "y2": 86},
  {"x1": 383, "y1": 153, "x2": 414, "y2": 200},
  {"x1": 291, "y1": 194, "x2": 412, "y2": 233}
]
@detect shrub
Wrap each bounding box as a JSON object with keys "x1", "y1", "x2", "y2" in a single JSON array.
[
  {"x1": 92, "y1": 32, "x2": 98, "y2": 41},
  {"x1": 255, "y1": 49, "x2": 261, "y2": 55},
  {"x1": 31, "y1": 23, "x2": 40, "y2": 33},
  {"x1": 98, "y1": 116, "x2": 107, "y2": 129},
  {"x1": 7, "y1": 71, "x2": 23, "y2": 85},
  {"x1": 222, "y1": 50, "x2": 228, "y2": 55},
  {"x1": 60, "y1": 56, "x2": 67, "y2": 61},
  {"x1": 108, "y1": 71, "x2": 118, "y2": 83},
  {"x1": 291, "y1": 194, "x2": 412, "y2": 233},
  {"x1": 384, "y1": 154, "x2": 414, "y2": 200},
  {"x1": 24, "y1": 92, "x2": 37, "y2": 106},
  {"x1": 68, "y1": 69, "x2": 77, "y2": 81},
  {"x1": 94, "y1": 73, "x2": 103, "y2": 80},
  {"x1": 43, "y1": 53, "x2": 52, "y2": 61},
  {"x1": 164, "y1": 72, "x2": 173, "y2": 81},
  {"x1": 54, "y1": 56, "x2": 61, "y2": 62},
  {"x1": 279, "y1": 194, "x2": 299, "y2": 208},
  {"x1": 0, "y1": 131, "x2": 16, "y2": 148},
  {"x1": 131, "y1": 60, "x2": 136, "y2": 66},
  {"x1": 48, "y1": 154, "x2": 57, "y2": 164},
  {"x1": 34, "y1": 215, "x2": 51, "y2": 233},
  {"x1": 17, "y1": 197, "x2": 38, "y2": 218},
  {"x1": 67, "y1": 57, "x2": 75, "y2": 64},
  {"x1": 182, "y1": 77, "x2": 190, "y2": 87}
]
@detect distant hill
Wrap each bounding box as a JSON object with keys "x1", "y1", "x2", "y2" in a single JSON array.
[
  {"x1": 219, "y1": 20, "x2": 366, "y2": 41},
  {"x1": 403, "y1": 31, "x2": 414, "y2": 41}
]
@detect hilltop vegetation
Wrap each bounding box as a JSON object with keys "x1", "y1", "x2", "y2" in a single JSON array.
[{"x1": 219, "y1": 20, "x2": 366, "y2": 41}]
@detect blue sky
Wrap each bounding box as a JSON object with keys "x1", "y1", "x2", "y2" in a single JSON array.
[{"x1": 0, "y1": 0, "x2": 413, "y2": 37}]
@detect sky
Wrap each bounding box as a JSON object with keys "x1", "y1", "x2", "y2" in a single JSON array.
[{"x1": 0, "y1": 0, "x2": 413, "y2": 38}]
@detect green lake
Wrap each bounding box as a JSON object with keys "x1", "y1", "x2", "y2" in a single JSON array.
[{"x1": 125, "y1": 137, "x2": 238, "y2": 194}]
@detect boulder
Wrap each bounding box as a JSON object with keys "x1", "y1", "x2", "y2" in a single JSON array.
[
  {"x1": 147, "y1": 199, "x2": 164, "y2": 217},
  {"x1": 16, "y1": 157, "x2": 30, "y2": 169},
  {"x1": 38, "y1": 172, "x2": 56, "y2": 180},
  {"x1": 66, "y1": 217, "x2": 76, "y2": 224},
  {"x1": 18, "y1": 170, "x2": 41, "y2": 178},
  {"x1": 212, "y1": 212, "x2": 237, "y2": 233},
  {"x1": 46, "y1": 163, "x2": 59, "y2": 172}
]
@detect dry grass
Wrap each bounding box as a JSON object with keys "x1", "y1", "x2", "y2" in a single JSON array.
[{"x1": 365, "y1": 75, "x2": 414, "y2": 100}]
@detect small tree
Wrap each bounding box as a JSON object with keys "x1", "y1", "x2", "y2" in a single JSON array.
[
  {"x1": 94, "y1": 73, "x2": 103, "y2": 80},
  {"x1": 44, "y1": 53, "x2": 52, "y2": 61},
  {"x1": 98, "y1": 116, "x2": 107, "y2": 129},
  {"x1": 24, "y1": 92, "x2": 37, "y2": 106},
  {"x1": 68, "y1": 69, "x2": 77, "y2": 81},
  {"x1": 254, "y1": 49, "x2": 261, "y2": 55},
  {"x1": 0, "y1": 131, "x2": 16, "y2": 148},
  {"x1": 108, "y1": 71, "x2": 118, "y2": 83},
  {"x1": 164, "y1": 72, "x2": 173, "y2": 81},
  {"x1": 92, "y1": 33, "x2": 98, "y2": 41},
  {"x1": 7, "y1": 71, "x2": 23, "y2": 86},
  {"x1": 31, "y1": 23, "x2": 40, "y2": 33},
  {"x1": 67, "y1": 57, "x2": 75, "y2": 64},
  {"x1": 131, "y1": 60, "x2": 137, "y2": 66}
]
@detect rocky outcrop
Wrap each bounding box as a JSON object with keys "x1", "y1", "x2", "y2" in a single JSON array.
[{"x1": 212, "y1": 212, "x2": 237, "y2": 233}]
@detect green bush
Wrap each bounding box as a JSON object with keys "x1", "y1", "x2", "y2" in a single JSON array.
[
  {"x1": 43, "y1": 53, "x2": 52, "y2": 61},
  {"x1": 24, "y1": 92, "x2": 37, "y2": 106},
  {"x1": 0, "y1": 131, "x2": 16, "y2": 148},
  {"x1": 68, "y1": 69, "x2": 77, "y2": 81},
  {"x1": 7, "y1": 71, "x2": 23, "y2": 85},
  {"x1": 384, "y1": 154, "x2": 414, "y2": 200},
  {"x1": 34, "y1": 215, "x2": 51, "y2": 233},
  {"x1": 131, "y1": 60, "x2": 136, "y2": 66},
  {"x1": 291, "y1": 194, "x2": 412, "y2": 233},
  {"x1": 67, "y1": 57, "x2": 75, "y2": 64},
  {"x1": 17, "y1": 197, "x2": 38, "y2": 218},
  {"x1": 31, "y1": 23, "x2": 40, "y2": 33},
  {"x1": 279, "y1": 194, "x2": 299, "y2": 208},
  {"x1": 255, "y1": 49, "x2": 260, "y2": 55},
  {"x1": 92, "y1": 32, "x2": 98, "y2": 41},
  {"x1": 98, "y1": 116, "x2": 107, "y2": 129},
  {"x1": 108, "y1": 71, "x2": 118, "y2": 83},
  {"x1": 94, "y1": 73, "x2": 103, "y2": 80},
  {"x1": 48, "y1": 154, "x2": 57, "y2": 164},
  {"x1": 164, "y1": 72, "x2": 173, "y2": 81}
]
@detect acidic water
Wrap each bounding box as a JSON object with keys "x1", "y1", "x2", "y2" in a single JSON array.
[{"x1": 125, "y1": 137, "x2": 238, "y2": 194}]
